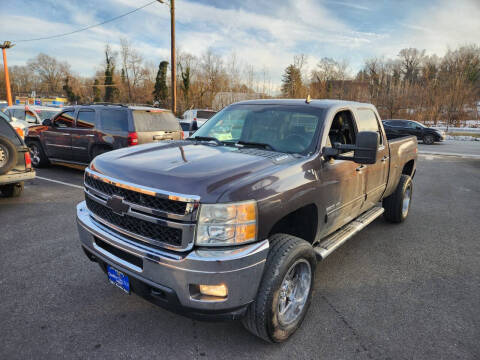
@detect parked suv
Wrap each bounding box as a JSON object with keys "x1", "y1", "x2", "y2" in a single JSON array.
[
  {"x1": 25, "y1": 104, "x2": 183, "y2": 167},
  {"x1": 382, "y1": 119, "x2": 445, "y2": 144},
  {"x1": 0, "y1": 113, "x2": 35, "y2": 197}
]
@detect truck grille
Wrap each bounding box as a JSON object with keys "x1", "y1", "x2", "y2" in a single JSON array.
[
  {"x1": 85, "y1": 197, "x2": 183, "y2": 247},
  {"x1": 85, "y1": 174, "x2": 188, "y2": 215}
]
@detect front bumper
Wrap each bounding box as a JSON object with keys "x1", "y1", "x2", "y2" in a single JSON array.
[
  {"x1": 76, "y1": 201, "x2": 268, "y2": 320},
  {"x1": 0, "y1": 169, "x2": 35, "y2": 185}
]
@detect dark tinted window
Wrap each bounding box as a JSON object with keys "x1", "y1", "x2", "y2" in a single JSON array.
[
  {"x1": 196, "y1": 110, "x2": 216, "y2": 119},
  {"x1": 180, "y1": 122, "x2": 190, "y2": 131},
  {"x1": 100, "y1": 110, "x2": 128, "y2": 132},
  {"x1": 54, "y1": 110, "x2": 75, "y2": 128},
  {"x1": 133, "y1": 110, "x2": 180, "y2": 131},
  {"x1": 356, "y1": 109, "x2": 383, "y2": 144},
  {"x1": 76, "y1": 110, "x2": 96, "y2": 129}
]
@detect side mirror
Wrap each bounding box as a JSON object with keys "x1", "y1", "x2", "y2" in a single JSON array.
[
  {"x1": 42, "y1": 118, "x2": 52, "y2": 126},
  {"x1": 353, "y1": 131, "x2": 379, "y2": 164}
]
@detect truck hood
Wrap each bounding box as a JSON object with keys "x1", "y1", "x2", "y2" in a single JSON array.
[{"x1": 90, "y1": 141, "x2": 294, "y2": 203}]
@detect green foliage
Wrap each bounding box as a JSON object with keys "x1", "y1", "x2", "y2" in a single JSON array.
[
  {"x1": 104, "y1": 49, "x2": 117, "y2": 102},
  {"x1": 153, "y1": 61, "x2": 169, "y2": 106},
  {"x1": 62, "y1": 76, "x2": 79, "y2": 104},
  {"x1": 93, "y1": 79, "x2": 101, "y2": 102},
  {"x1": 281, "y1": 64, "x2": 303, "y2": 97}
]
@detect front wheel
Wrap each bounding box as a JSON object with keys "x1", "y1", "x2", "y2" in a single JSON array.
[
  {"x1": 242, "y1": 234, "x2": 316, "y2": 343},
  {"x1": 423, "y1": 134, "x2": 434, "y2": 145},
  {"x1": 383, "y1": 174, "x2": 413, "y2": 223}
]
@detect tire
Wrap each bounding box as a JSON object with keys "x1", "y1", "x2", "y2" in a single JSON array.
[
  {"x1": 383, "y1": 174, "x2": 413, "y2": 223},
  {"x1": 0, "y1": 182, "x2": 24, "y2": 197},
  {"x1": 423, "y1": 134, "x2": 434, "y2": 145},
  {"x1": 0, "y1": 135, "x2": 17, "y2": 175},
  {"x1": 242, "y1": 234, "x2": 317, "y2": 343},
  {"x1": 26, "y1": 140, "x2": 49, "y2": 168}
]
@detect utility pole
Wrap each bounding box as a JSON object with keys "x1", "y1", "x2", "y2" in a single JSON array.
[
  {"x1": 170, "y1": 0, "x2": 176, "y2": 114},
  {"x1": 1, "y1": 41, "x2": 14, "y2": 106},
  {"x1": 157, "y1": 0, "x2": 176, "y2": 113}
]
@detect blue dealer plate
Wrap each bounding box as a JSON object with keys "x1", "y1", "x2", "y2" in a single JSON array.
[{"x1": 107, "y1": 265, "x2": 130, "y2": 294}]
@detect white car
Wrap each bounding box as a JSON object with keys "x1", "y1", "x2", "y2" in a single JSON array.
[{"x1": 2, "y1": 105, "x2": 61, "y2": 130}]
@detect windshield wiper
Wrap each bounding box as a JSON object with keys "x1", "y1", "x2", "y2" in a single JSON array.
[
  {"x1": 235, "y1": 140, "x2": 277, "y2": 151},
  {"x1": 187, "y1": 136, "x2": 223, "y2": 145}
]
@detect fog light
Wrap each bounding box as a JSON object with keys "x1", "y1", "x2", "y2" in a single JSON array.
[{"x1": 199, "y1": 284, "x2": 228, "y2": 298}]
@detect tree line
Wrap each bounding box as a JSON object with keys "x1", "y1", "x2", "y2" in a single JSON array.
[
  {"x1": 0, "y1": 41, "x2": 479, "y2": 124},
  {"x1": 281, "y1": 45, "x2": 480, "y2": 125}
]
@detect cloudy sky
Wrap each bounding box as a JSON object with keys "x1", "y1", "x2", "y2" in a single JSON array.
[{"x1": 1, "y1": 0, "x2": 480, "y2": 86}]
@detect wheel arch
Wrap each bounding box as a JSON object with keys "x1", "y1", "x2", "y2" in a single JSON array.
[{"x1": 267, "y1": 203, "x2": 318, "y2": 244}]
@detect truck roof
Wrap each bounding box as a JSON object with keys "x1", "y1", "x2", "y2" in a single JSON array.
[{"x1": 232, "y1": 99, "x2": 374, "y2": 110}]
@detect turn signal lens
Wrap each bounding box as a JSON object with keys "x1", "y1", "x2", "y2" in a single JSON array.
[
  {"x1": 15, "y1": 127, "x2": 24, "y2": 138},
  {"x1": 199, "y1": 284, "x2": 228, "y2": 298}
]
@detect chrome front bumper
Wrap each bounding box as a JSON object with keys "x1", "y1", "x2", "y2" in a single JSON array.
[{"x1": 76, "y1": 201, "x2": 268, "y2": 315}]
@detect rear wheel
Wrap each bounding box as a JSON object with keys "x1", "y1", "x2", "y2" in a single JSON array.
[
  {"x1": 0, "y1": 182, "x2": 24, "y2": 197},
  {"x1": 423, "y1": 134, "x2": 434, "y2": 145},
  {"x1": 383, "y1": 174, "x2": 413, "y2": 223},
  {"x1": 242, "y1": 234, "x2": 316, "y2": 343},
  {"x1": 27, "y1": 141, "x2": 49, "y2": 168},
  {"x1": 0, "y1": 136, "x2": 17, "y2": 175}
]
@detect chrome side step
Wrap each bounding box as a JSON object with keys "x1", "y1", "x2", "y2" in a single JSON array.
[{"x1": 314, "y1": 206, "x2": 384, "y2": 260}]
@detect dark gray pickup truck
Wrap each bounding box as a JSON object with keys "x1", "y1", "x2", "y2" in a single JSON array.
[{"x1": 76, "y1": 99, "x2": 417, "y2": 342}]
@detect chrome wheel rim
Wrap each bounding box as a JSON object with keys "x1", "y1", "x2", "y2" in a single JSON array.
[
  {"x1": 277, "y1": 258, "x2": 312, "y2": 326},
  {"x1": 30, "y1": 144, "x2": 40, "y2": 166},
  {"x1": 0, "y1": 144, "x2": 8, "y2": 168},
  {"x1": 402, "y1": 184, "x2": 412, "y2": 217}
]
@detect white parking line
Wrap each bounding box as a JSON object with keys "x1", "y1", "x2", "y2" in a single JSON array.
[{"x1": 36, "y1": 176, "x2": 84, "y2": 190}]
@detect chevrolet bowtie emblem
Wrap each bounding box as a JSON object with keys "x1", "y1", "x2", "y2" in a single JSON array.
[{"x1": 106, "y1": 195, "x2": 130, "y2": 216}]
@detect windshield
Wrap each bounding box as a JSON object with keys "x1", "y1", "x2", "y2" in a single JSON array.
[
  {"x1": 133, "y1": 110, "x2": 180, "y2": 131},
  {"x1": 192, "y1": 104, "x2": 324, "y2": 154}
]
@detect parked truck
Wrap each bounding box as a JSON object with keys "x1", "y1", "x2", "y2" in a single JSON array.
[{"x1": 76, "y1": 99, "x2": 417, "y2": 342}]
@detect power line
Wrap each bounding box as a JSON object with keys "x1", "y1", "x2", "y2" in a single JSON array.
[{"x1": 7, "y1": 0, "x2": 160, "y2": 43}]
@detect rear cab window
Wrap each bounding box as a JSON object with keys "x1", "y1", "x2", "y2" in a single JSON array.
[
  {"x1": 132, "y1": 110, "x2": 180, "y2": 132},
  {"x1": 53, "y1": 110, "x2": 75, "y2": 128},
  {"x1": 100, "y1": 110, "x2": 129, "y2": 132}
]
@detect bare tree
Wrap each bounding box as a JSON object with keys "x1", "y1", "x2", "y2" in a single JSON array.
[{"x1": 27, "y1": 53, "x2": 70, "y2": 95}]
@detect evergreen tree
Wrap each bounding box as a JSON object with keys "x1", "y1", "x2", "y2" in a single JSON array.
[
  {"x1": 93, "y1": 79, "x2": 101, "y2": 103},
  {"x1": 62, "y1": 76, "x2": 79, "y2": 104},
  {"x1": 153, "y1": 61, "x2": 169, "y2": 106},
  {"x1": 180, "y1": 64, "x2": 191, "y2": 106},
  {"x1": 104, "y1": 48, "x2": 117, "y2": 102},
  {"x1": 281, "y1": 64, "x2": 303, "y2": 97}
]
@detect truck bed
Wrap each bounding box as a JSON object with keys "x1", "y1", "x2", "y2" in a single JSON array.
[{"x1": 384, "y1": 135, "x2": 418, "y2": 198}]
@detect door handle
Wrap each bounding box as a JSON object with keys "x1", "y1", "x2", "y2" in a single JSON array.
[
  {"x1": 356, "y1": 165, "x2": 366, "y2": 172},
  {"x1": 381, "y1": 155, "x2": 389, "y2": 162}
]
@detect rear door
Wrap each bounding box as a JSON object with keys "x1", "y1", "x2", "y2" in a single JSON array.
[
  {"x1": 355, "y1": 108, "x2": 389, "y2": 209},
  {"x1": 43, "y1": 109, "x2": 75, "y2": 160},
  {"x1": 405, "y1": 121, "x2": 423, "y2": 139},
  {"x1": 71, "y1": 108, "x2": 97, "y2": 163},
  {"x1": 132, "y1": 109, "x2": 182, "y2": 144}
]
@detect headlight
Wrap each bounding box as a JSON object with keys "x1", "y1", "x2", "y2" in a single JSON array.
[{"x1": 196, "y1": 200, "x2": 257, "y2": 246}]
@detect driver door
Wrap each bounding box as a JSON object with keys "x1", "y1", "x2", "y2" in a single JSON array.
[{"x1": 319, "y1": 110, "x2": 366, "y2": 238}]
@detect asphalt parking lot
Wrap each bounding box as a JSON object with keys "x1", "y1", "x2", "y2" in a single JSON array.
[{"x1": 1, "y1": 142, "x2": 479, "y2": 359}]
